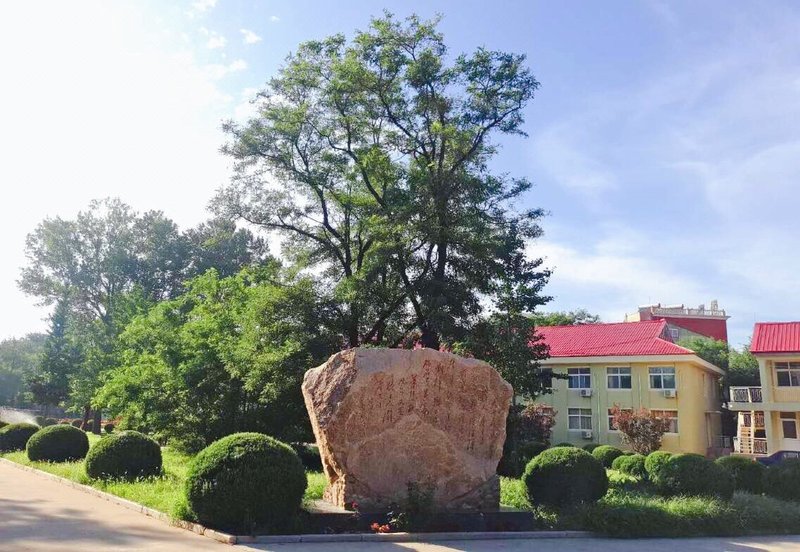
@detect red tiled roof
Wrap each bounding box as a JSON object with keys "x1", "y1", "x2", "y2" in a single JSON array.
[
  {"x1": 750, "y1": 322, "x2": 800, "y2": 354},
  {"x1": 536, "y1": 320, "x2": 693, "y2": 357}
]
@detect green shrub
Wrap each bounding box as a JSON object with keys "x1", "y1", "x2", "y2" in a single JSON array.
[
  {"x1": 715, "y1": 455, "x2": 766, "y2": 494},
  {"x1": 35, "y1": 416, "x2": 45, "y2": 426},
  {"x1": 185, "y1": 433, "x2": 307, "y2": 533},
  {"x1": 104, "y1": 423, "x2": 115, "y2": 434},
  {"x1": 765, "y1": 459, "x2": 800, "y2": 501},
  {"x1": 0, "y1": 423, "x2": 40, "y2": 452},
  {"x1": 612, "y1": 454, "x2": 647, "y2": 478},
  {"x1": 645, "y1": 451, "x2": 672, "y2": 482},
  {"x1": 553, "y1": 442, "x2": 576, "y2": 447},
  {"x1": 0, "y1": 421, "x2": 7, "y2": 429},
  {"x1": 26, "y1": 425, "x2": 89, "y2": 462},
  {"x1": 168, "y1": 433, "x2": 206, "y2": 455},
  {"x1": 85, "y1": 431, "x2": 162, "y2": 480},
  {"x1": 582, "y1": 443, "x2": 600, "y2": 452},
  {"x1": 44, "y1": 418, "x2": 58, "y2": 426},
  {"x1": 657, "y1": 453, "x2": 734, "y2": 500},
  {"x1": 71, "y1": 419, "x2": 82, "y2": 428},
  {"x1": 498, "y1": 440, "x2": 548, "y2": 477},
  {"x1": 592, "y1": 445, "x2": 624, "y2": 468},
  {"x1": 523, "y1": 446, "x2": 608, "y2": 507},
  {"x1": 82, "y1": 420, "x2": 94, "y2": 432}
]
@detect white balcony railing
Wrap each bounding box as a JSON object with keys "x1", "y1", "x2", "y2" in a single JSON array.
[
  {"x1": 730, "y1": 386, "x2": 763, "y2": 403},
  {"x1": 733, "y1": 437, "x2": 768, "y2": 455}
]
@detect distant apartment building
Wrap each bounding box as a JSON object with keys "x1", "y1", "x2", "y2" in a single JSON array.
[
  {"x1": 729, "y1": 322, "x2": 800, "y2": 463},
  {"x1": 534, "y1": 320, "x2": 725, "y2": 456},
  {"x1": 624, "y1": 300, "x2": 729, "y2": 343}
]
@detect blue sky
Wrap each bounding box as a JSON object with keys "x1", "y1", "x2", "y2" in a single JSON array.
[{"x1": 1, "y1": 0, "x2": 799, "y2": 347}]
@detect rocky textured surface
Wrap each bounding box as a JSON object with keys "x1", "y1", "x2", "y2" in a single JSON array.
[{"x1": 302, "y1": 347, "x2": 513, "y2": 512}]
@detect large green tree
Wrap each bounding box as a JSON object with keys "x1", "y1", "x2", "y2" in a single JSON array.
[
  {"x1": 96, "y1": 266, "x2": 339, "y2": 450},
  {"x1": 531, "y1": 309, "x2": 600, "y2": 327},
  {"x1": 214, "y1": 13, "x2": 548, "y2": 349}
]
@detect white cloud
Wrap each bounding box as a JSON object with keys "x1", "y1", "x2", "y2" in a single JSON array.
[
  {"x1": 240, "y1": 29, "x2": 261, "y2": 44},
  {"x1": 206, "y1": 32, "x2": 226, "y2": 49},
  {"x1": 269, "y1": 15, "x2": 280, "y2": 22},
  {"x1": 188, "y1": 0, "x2": 217, "y2": 17}
]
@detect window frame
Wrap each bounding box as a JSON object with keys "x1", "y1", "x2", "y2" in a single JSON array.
[
  {"x1": 775, "y1": 362, "x2": 800, "y2": 387},
  {"x1": 649, "y1": 366, "x2": 676, "y2": 390},
  {"x1": 651, "y1": 409, "x2": 679, "y2": 433},
  {"x1": 567, "y1": 367, "x2": 592, "y2": 390},
  {"x1": 606, "y1": 366, "x2": 632, "y2": 390},
  {"x1": 781, "y1": 412, "x2": 798, "y2": 439},
  {"x1": 607, "y1": 407, "x2": 632, "y2": 431},
  {"x1": 567, "y1": 407, "x2": 593, "y2": 431}
]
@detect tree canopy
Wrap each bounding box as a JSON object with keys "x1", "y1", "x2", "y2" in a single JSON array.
[{"x1": 215, "y1": 13, "x2": 548, "y2": 350}]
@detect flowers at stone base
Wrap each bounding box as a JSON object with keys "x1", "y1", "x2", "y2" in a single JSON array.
[{"x1": 370, "y1": 522, "x2": 392, "y2": 533}]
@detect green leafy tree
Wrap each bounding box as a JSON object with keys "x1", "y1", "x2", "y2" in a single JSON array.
[
  {"x1": 96, "y1": 266, "x2": 340, "y2": 449},
  {"x1": 214, "y1": 13, "x2": 547, "y2": 349},
  {"x1": 531, "y1": 309, "x2": 600, "y2": 327},
  {"x1": 678, "y1": 336, "x2": 729, "y2": 371},
  {"x1": 728, "y1": 345, "x2": 760, "y2": 386},
  {"x1": 0, "y1": 334, "x2": 46, "y2": 407},
  {"x1": 27, "y1": 298, "x2": 78, "y2": 415}
]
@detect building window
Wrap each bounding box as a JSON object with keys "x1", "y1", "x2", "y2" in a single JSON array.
[
  {"x1": 669, "y1": 328, "x2": 680, "y2": 341},
  {"x1": 568, "y1": 368, "x2": 591, "y2": 389},
  {"x1": 651, "y1": 409, "x2": 679, "y2": 433},
  {"x1": 649, "y1": 367, "x2": 676, "y2": 389},
  {"x1": 568, "y1": 408, "x2": 592, "y2": 430},
  {"x1": 781, "y1": 412, "x2": 798, "y2": 439},
  {"x1": 607, "y1": 408, "x2": 632, "y2": 431},
  {"x1": 775, "y1": 362, "x2": 800, "y2": 387},
  {"x1": 607, "y1": 367, "x2": 632, "y2": 389}
]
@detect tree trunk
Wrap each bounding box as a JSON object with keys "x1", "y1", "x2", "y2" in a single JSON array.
[
  {"x1": 92, "y1": 409, "x2": 102, "y2": 435},
  {"x1": 81, "y1": 405, "x2": 90, "y2": 430}
]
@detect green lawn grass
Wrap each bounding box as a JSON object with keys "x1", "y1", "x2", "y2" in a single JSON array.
[{"x1": 1, "y1": 433, "x2": 327, "y2": 520}]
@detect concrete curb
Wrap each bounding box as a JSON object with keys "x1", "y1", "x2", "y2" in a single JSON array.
[
  {"x1": 0, "y1": 458, "x2": 237, "y2": 545},
  {"x1": 1, "y1": 458, "x2": 595, "y2": 546},
  {"x1": 237, "y1": 531, "x2": 594, "y2": 544}
]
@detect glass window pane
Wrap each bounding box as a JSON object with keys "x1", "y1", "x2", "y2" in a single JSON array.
[
  {"x1": 650, "y1": 375, "x2": 662, "y2": 389},
  {"x1": 791, "y1": 372, "x2": 800, "y2": 387},
  {"x1": 783, "y1": 420, "x2": 798, "y2": 439},
  {"x1": 663, "y1": 375, "x2": 676, "y2": 389},
  {"x1": 777, "y1": 371, "x2": 791, "y2": 386}
]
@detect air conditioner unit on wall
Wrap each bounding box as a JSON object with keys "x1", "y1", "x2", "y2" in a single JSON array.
[
  {"x1": 582, "y1": 430, "x2": 593, "y2": 440},
  {"x1": 663, "y1": 389, "x2": 677, "y2": 398},
  {"x1": 579, "y1": 388, "x2": 593, "y2": 398}
]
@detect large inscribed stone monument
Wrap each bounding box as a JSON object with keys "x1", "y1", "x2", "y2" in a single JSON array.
[{"x1": 302, "y1": 347, "x2": 513, "y2": 511}]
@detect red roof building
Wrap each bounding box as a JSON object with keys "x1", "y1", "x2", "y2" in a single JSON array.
[
  {"x1": 537, "y1": 320, "x2": 693, "y2": 357},
  {"x1": 750, "y1": 322, "x2": 800, "y2": 354},
  {"x1": 625, "y1": 301, "x2": 729, "y2": 342}
]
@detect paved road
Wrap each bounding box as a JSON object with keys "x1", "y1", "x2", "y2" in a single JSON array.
[
  {"x1": 246, "y1": 536, "x2": 800, "y2": 552},
  {"x1": 2, "y1": 460, "x2": 799, "y2": 552},
  {"x1": 0, "y1": 460, "x2": 225, "y2": 551}
]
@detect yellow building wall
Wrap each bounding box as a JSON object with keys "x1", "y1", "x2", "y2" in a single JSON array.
[{"x1": 534, "y1": 360, "x2": 721, "y2": 456}]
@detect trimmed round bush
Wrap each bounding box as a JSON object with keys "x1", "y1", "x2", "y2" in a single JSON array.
[
  {"x1": 85, "y1": 431, "x2": 162, "y2": 480},
  {"x1": 71, "y1": 419, "x2": 82, "y2": 428},
  {"x1": 523, "y1": 446, "x2": 608, "y2": 507},
  {"x1": 0, "y1": 423, "x2": 40, "y2": 452},
  {"x1": 26, "y1": 424, "x2": 89, "y2": 462},
  {"x1": 44, "y1": 418, "x2": 58, "y2": 426},
  {"x1": 553, "y1": 442, "x2": 576, "y2": 448},
  {"x1": 592, "y1": 445, "x2": 625, "y2": 468},
  {"x1": 715, "y1": 455, "x2": 766, "y2": 494},
  {"x1": 104, "y1": 423, "x2": 115, "y2": 434},
  {"x1": 612, "y1": 453, "x2": 647, "y2": 478},
  {"x1": 765, "y1": 459, "x2": 800, "y2": 501},
  {"x1": 657, "y1": 453, "x2": 734, "y2": 500},
  {"x1": 0, "y1": 421, "x2": 7, "y2": 429},
  {"x1": 185, "y1": 433, "x2": 307, "y2": 533},
  {"x1": 582, "y1": 443, "x2": 600, "y2": 452},
  {"x1": 645, "y1": 451, "x2": 672, "y2": 481}
]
